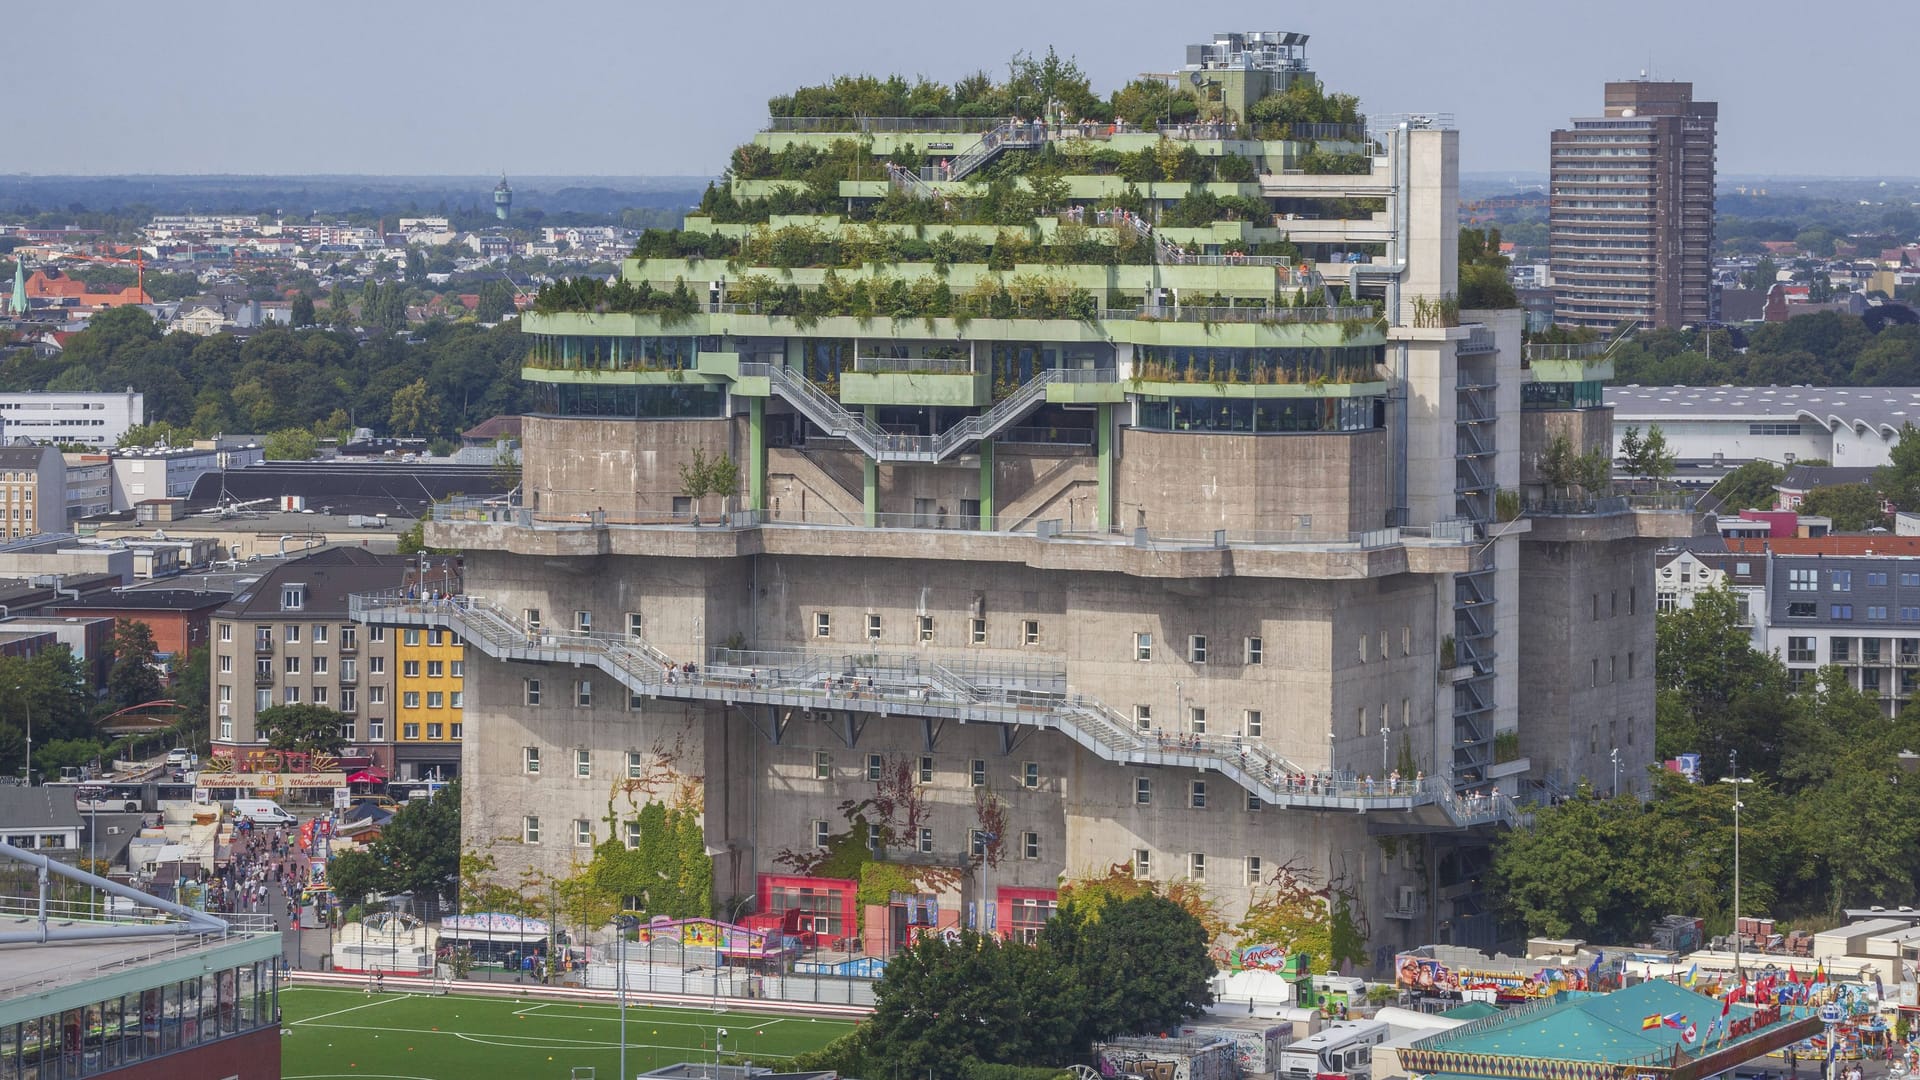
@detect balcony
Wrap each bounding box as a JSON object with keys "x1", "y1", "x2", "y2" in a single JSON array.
[
  {"x1": 840, "y1": 357, "x2": 990, "y2": 408},
  {"x1": 253, "y1": 637, "x2": 274, "y2": 656}
]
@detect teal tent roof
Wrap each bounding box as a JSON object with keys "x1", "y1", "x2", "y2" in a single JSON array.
[
  {"x1": 1439, "y1": 1002, "x2": 1502, "y2": 1020},
  {"x1": 1418, "y1": 981, "x2": 1782, "y2": 1064}
]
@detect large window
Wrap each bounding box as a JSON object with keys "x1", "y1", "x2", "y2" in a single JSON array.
[
  {"x1": 767, "y1": 884, "x2": 847, "y2": 936},
  {"x1": 530, "y1": 382, "x2": 726, "y2": 419},
  {"x1": 525, "y1": 333, "x2": 696, "y2": 372},
  {"x1": 1135, "y1": 394, "x2": 1383, "y2": 435},
  {"x1": 1787, "y1": 637, "x2": 1816, "y2": 663}
]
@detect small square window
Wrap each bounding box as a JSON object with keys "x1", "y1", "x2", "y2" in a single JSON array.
[
  {"x1": 576, "y1": 748, "x2": 591, "y2": 778},
  {"x1": 625, "y1": 821, "x2": 641, "y2": 848},
  {"x1": 918, "y1": 755, "x2": 934, "y2": 782},
  {"x1": 403, "y1": 722, "x2": 421, "y2": 740},
  {"x1": 814, "y1": 612, "x2": 831, "y2": 638},
  {"x1": 1022, "y1": 762, "x2": 1039, "y2": 788},
  {"x1": 1190, "y1": 780, "x2": 1207, "y2": 808},
  {"x1": 1134, "y1": 704, "x2": 1152, "y2": 730},
  {"x1": 813, "y1": 820, "x2": 831, "y2": 849},
  {"x1": 628, "y1": 750, "x2": 645, "y2": 778},
  {"x1": 1247, "y1": 855, "x2": 1263, "y2": 886},
  {"x1": 970, "y1": 758, "x2": 986, "y2": 787},
  {"x1": 814, "y1": 750, "x2": 832, "y2": 779},
  {"x1": 524, "y1": 679, "x2": 542, "y2": 706},
  {"x1": 1134, "y1": 632, "x2": 1153, "y2": 661},
  {"x1": 1134, "y1": 849, "x2": 1152, "y2": 878},
  {"x1": 403, "y1": 629, "x2": 420, "y2": 647},
  {"x1": 970, "y1": 829, "x2": 989, "y2": 857},
  {"x1": 1022, "y1": 831, "x2": 1039, "y2": 860},
  {"x1": 403, "y1": 660, "x2": 420, "y2": 678},
  {"x1": 1246, "y1": 789, "x2": 1262, "y2": 812},
  {"x1": 575, "y1": 610, "x2": 592, "y2": 632},
  {"x1": 524, "y1": 747, "x2": 541, "y2": 774},
  {"x1": 426, "y1": 691, "x2": 443, "y2": 708},
  {"x1": 1188, "y1": 635, "x2": 1208, "y2": 663},
  {"x1": 523, "y1": 816, "x2": 541, "y2": 844},
  {"x1": 1135, "y1": 777, "x2": 1152, "y2": 805},
  {"x1": 1245, "y1": 710, "x2": 1262, "y2": 737},
  {"x1": 867, "y1": 613, "x2": 883, "y2": 641},
  {"x1": 867, "y1": 753, "x2": 884, "y2": 782},
  {"x1": 971, "y1": 618, "x2": 986, "y2": 644},
  {"x1": 1245, "y1": 636, "x2": 1263, "y2": 665},
  {"x1": 1188, "y1": 852, "x2": 1206, "y2": 882},
  {"x1": 575, "y1": 679, "x2": 592, "y2": 707},
  {"x1": 1022, "y1": 620, "x2": 1040, "y2": 646},
  {"x1": 918, "y1": 615, "x2": 934, "y2": 642},
  {"x1": 1189, "y1": 707, "x2": 1206, "y2": 734},
  {"x1": 427, "y1": 629, "x2": 443, "y2": 646},
  {"x1": 427, "y1": 722, "x2": 443, "y2": 739},
  {"x1": 575, "y1": 820, "x2": 592, "y2": 847},
  {"x1": 918, "y1": 827, "x2": 934, "y2": 854}
]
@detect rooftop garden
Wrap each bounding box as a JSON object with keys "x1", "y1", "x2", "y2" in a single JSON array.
[
  {"x1": 727, "y1": 271, "x2": 1100, "y2": 325},
  {"x1": 529, "y1": 277, "x2": 701, "y2": 320},
  {"x1": 631, "y1": 221, "x2": 1301, "y2": 271}
]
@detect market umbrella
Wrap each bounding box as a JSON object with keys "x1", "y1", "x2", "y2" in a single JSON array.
[{"x1": 346, "y1": 770, "x2": 385, "y2": 784}]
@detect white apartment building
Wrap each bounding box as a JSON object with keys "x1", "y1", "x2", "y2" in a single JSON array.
[{"x1": 0, "y1": 391, "x2": 143, "y2": 448}]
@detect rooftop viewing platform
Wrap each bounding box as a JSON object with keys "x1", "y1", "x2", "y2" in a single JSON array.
[{"x1": 422, "y1": 498, "x2": 1490, "y2": 580}]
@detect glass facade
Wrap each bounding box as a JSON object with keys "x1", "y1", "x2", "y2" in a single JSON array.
[
  {"x1": 1136, "y1": 395, "x2": 1383, "y2": 434},
  {"x1": 530, "y1": 383, "x2": 726, "y2": 419},
  {"x1": 525, "y1": 334, "x2": 695, "y2": 372},
  {"x1": 1522, "y1": 380, "x2": 1604, "y2": 409},
  {"x1": 0, "y1": 959, "x2": 277, "y2": 1080},
  {"x1": 1134, "y1": 344, "x2": 1382, "y2": 385}
]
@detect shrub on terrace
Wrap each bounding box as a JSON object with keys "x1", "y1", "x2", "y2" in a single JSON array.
[{"x1": 530, "y1": 276, "x2": 700, "y2": 319}]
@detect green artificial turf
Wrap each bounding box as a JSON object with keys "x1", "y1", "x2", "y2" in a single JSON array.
[{"x1": 279, "y1": 986, "x2": 859, "y2": 1080}]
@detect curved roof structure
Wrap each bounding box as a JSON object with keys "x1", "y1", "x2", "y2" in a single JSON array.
[{"x1": 1607, "y1": 385, "x2": 1920, "y2": 437}]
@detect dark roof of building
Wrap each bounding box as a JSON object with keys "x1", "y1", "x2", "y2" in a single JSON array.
[
  {"x1": 0, "y1": 785, "x2": 83, "y2": 829},
  {"x1": 0, "y1": 573, "x2": 127, "y2": 612},
  {"x1": 1718, "y1": 287, "x2": 1768, "y2": 323},
  {"x1": 0, "y1": 446, "x2": 55, "y2": 470},
  {"x1": 1778, "y1": 464, "x2": 1877, "y2": 491},
  {"x1": 49, "y1": 588, "x2": 233, "y2": 613},
  {"x1": 1657, "y1": 533, "x2": 1730, "y2": 555},
  {"x1": 185, "y1": 462, "x2": 508, "y2": 518},
  {"x1": 214, "y1": 547, "x2": 406, "y2": 619}
]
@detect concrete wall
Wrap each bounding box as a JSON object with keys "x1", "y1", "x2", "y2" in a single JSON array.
[
  {"x1": 1519, "y1": 407, "x2": 1615, "y2": 491},
  {"x1": 524, "y1": 416, "x2": 738, "y2": 518},
  {"x1": 1515, "y1": 538, "x2": 1658, "y2": 795},
  {"x1": 1113, "y1": 429, "x2": 1391, "y2": 537},
  {"x1": 457, "y1": 546, "x2": 1449, "y2": 957}
]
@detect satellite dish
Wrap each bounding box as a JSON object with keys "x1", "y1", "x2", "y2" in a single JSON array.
[{"x1": 1190, "y1": 71, "x2": 1204, "y2": 86}]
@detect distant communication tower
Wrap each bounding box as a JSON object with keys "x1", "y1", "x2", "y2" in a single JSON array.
[{"x1": 494, "y1": 175, "x2": 513, "y2": 221}]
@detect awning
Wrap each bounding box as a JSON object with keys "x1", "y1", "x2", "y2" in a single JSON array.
[{"x1": 346, "y1": 769, "x2": 387, "y2": 784}]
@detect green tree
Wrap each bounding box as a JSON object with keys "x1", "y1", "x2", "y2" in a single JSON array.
[
  {"x1": 327, "y1": 848, "x2": 383, "y2": 907},
  {"x1": 116, "y1": 420, "x2": 187, "y2": 449},
  {"x1": 863, "y1": 929, "x2": 1083, "y2": 1076},
  {"x1": 168, "y1": 644, "x2": 212, "y2": 755},
  {"x1": 366, "y1": 782, "x2": 462, "y2": 900},
  {"x1": 262, "y1": 427, "x2": 319, "y2": 461},
  {"x1": 1874, "y1": 421, "x2": 1920, "y2": 511},
  {"x1": 1617, "y1": 424, "x2": 1676, "y2": 483},
  {"x1": 1654, "y1": 584, "x2": 1796, "y2": 775},
  {"x1": 1711, "y1": 460, "x2": 1784, "y2": 513},
  {"x1": 106, "y1": 618, "x2": 164, "y2": 709},
  {"x1": 289, "y1": 292, "x2": 316, "y2": 328},
  {"x1": 389, "y1": 377, "x2": 439, "y2": 436},
  {"x1": 1046, "y1": 892, "x2": 1214, "y2": 1047},
  {"x1": 1799, "y1": 482, "x2": 1887, "y2": 531},
  {"x1": 254, "y1": 703, "x2": 348, "y2": 755},
  {"x1": 33, "y1": 738, "x2": 107, "y2": 780}
]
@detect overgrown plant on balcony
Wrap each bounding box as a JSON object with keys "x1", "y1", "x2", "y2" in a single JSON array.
[
  {"x1": 530, "y1": 276, "x2": 700, "y2": 324},
  {"x1": 1495, "y1": 488, "x2": 1522, "y2": 523},
  {"x1": 1409, "y1": 294, "x2": 1460, "y2": 329},
  {"x1": 1439, "y1": 635, "x2": 1455, "y2": 670},
  {"x1": 1493, "y1": 731, "x2": 1521, "y2": 764}
]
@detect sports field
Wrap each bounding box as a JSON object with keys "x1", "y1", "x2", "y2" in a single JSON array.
[{"x1": 280, "y1": 986, "x2": 860, "y2": 1080}]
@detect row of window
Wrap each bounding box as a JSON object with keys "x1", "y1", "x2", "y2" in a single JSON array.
[
  {"x1": 1786, "y1": 636, "x2": 1920, "y2": 665},
  {"x1": 1133, "y1": 705, "x2": 1267, "y2": 736},
  {"x1": 225, "y1": 682, "x2": 463, "y2": 710},
  {"x1": 216, "y1": 717, "x2": 459, "y2": 743},
  {"x1": 1131, "y1": 632, "x2": 1270, "y2": 665},
  {"x1": 1786, "y1": 569, "x2": 1920, "y2": 593},
  {"x1": 1593, "y1": 589, "x2": 1638, "y2": 620},
  {"x1": 1128, "y1": 849, "x2": 1261, "y2": 885},
  {"x1": 811, "y1": 611, "x2": 1046, "y2": 647}
]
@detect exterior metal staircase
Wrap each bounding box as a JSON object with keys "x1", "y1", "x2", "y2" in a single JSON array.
[
  {"x1": 744, "y1": 363, "x2": 1090, "y2": 463},
  {"x1": 350, "y1": 591, "x2": 1520, "y2": 829}
]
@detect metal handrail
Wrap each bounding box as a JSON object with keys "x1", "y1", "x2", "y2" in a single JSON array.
[
  {"x1": 1136, "y1": 304, "x2": 1373, "y2": 324},
  {"x1": 765, "y1": 116, "x2": 1004, "y2": 134}
]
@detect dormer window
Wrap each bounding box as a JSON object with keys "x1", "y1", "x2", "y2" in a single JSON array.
[{"x1": 281, "y1": 584, "x2": 306, "y2": 611}]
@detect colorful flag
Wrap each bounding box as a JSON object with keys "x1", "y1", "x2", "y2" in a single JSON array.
[
  {"x1": 1685, "y1": 964, "x2": 1699, "y2": 987},
  {"x1": 1812, "y1": 961, "x2": 1826, "y2": 985},
  {"x1": 1721, "y1": 990, "x2": 1733, "y2": 1017},
  {"x1": 1683, "y1": 1023, "x2": 1699, "y2": 1045},
  {"x1": 1643, "y1": 1014, "x2": 1666, "y2": 1030},
  {"x1": 1663, "y1": 1012, "x2": 1690, "y2": 1030}
]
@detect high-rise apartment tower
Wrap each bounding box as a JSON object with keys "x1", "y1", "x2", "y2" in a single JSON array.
[{"x1": 1550, "y1": 81, "x2": 1717, "y2": 330}]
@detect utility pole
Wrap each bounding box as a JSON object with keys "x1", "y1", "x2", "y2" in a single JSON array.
[{"x1": 1721, "y1": 750, "x2": 1753, "y2": 978}]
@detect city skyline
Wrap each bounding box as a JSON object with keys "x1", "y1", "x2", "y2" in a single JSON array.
[{"x1": 10, "y1": 0, "x2": 1915, "y2": 179}]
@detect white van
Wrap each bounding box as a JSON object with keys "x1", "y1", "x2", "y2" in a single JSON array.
[{"x1": 232, "y1": 798, "x2": 297, "y2": 826}]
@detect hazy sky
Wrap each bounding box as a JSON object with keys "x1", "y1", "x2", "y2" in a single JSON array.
[{"x1": 13, "y1": 0, "x2": 1910, "y2": 179}]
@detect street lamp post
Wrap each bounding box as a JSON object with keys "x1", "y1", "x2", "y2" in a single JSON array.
[
  {"x1": 15, "y1": 684, "x2": 29, "y2": 786},
  {"x1": 1381, "y1": 725, "x2": 1391, "y2": 777},
  {"x1": 1610, "y1": 747, "x2": 1620, "y2": 798},
  {"x1": 611, "y1": 913, "x2": 638, "y2": 1080},
  {"x1": 1721, "y1": 750, "x2": 1754, "y2": 978}
]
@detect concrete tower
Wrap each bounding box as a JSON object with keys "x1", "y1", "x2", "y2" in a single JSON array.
[{"x1": 493, "y1": 176, "x2": 513, "y2": 221}]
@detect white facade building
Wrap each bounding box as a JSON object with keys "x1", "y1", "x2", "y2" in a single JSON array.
[
  {"x1": 0, "y1": 391, "x2": 144, "y2": 448},
  {"x1": 109, "y1": 444, "x2": 264, "y2": 510},
  {"x1": 1607, "y1": 386, "x2": 1920, "y2": 469}
]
